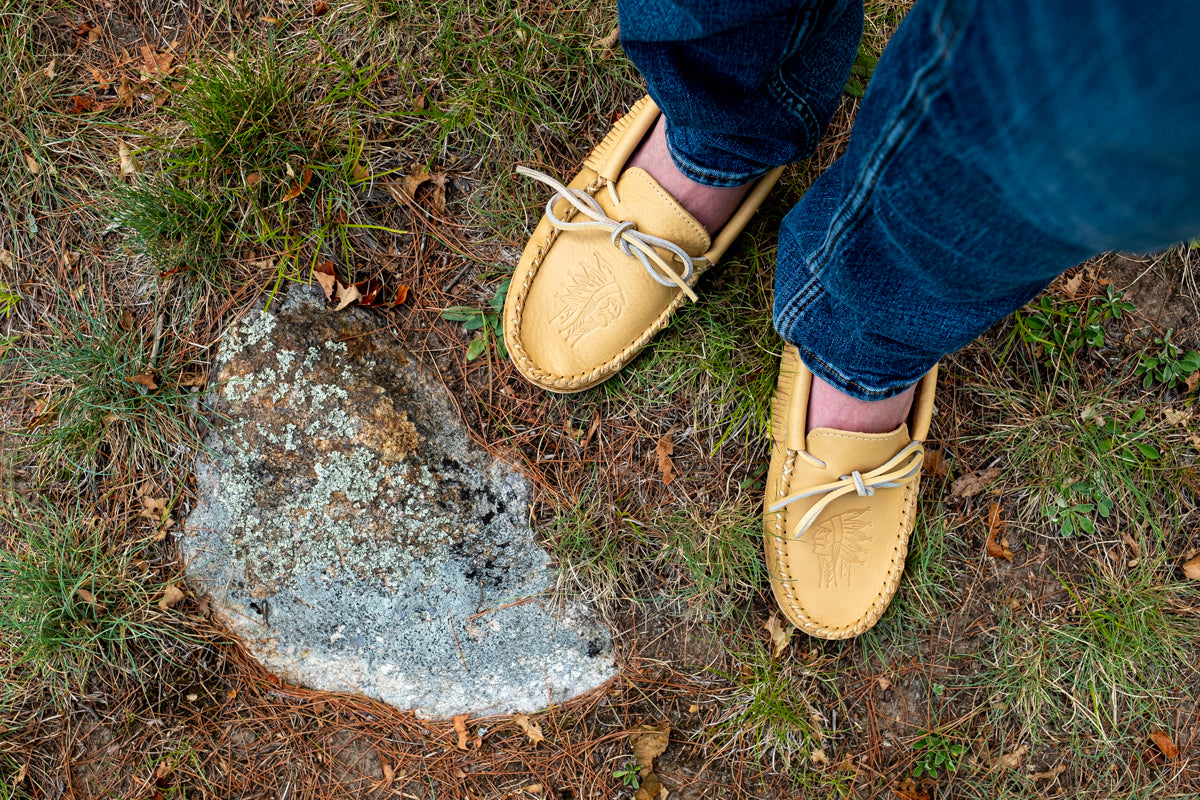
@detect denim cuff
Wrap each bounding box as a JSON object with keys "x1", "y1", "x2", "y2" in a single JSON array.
[
  {"x1": 775, "y1": 282, "x2": 936, "y2": 401},
  {"x1": 664, "y1": 126, "x2": 776, "y2": 188}
]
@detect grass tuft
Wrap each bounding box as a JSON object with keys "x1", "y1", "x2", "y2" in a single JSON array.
[
  {"x1": 0, "y1": 494, "x2": 188, "y2": 687},
  {"x1": 5, "y1": 292, "x2": 207, "y2": 480}
]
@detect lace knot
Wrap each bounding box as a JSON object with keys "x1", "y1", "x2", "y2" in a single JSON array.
[
  {"x1": 767, "y1": 441, "x2": 925, "y2": 541},
  {"x1": 516, "y1": 165, "x2": 701, "y2": 302}
]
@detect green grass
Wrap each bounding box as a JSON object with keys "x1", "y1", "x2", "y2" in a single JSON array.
[
  {"x1": 4, "y1": 291, "x2": 208, "y2": 480},
  {"x1": 607, "y1": 237, "x2": 782, "y2": 448},
  {"x1": 981, "y1": 553, "x2": 1199, "y2": 751},
  {"x1": 707, "y1": 637, "x2": 834, "y2": 778},
  {"x1": 657, "y1": 503, "x2": 767, "y2": 617},
  {"x1": 0, "y1": 493, "x2": 189, "y2": 687}
]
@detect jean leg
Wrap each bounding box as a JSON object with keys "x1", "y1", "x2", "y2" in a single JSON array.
[
  {"x1": 620, "y1": 0, "x2": 864, "y2": 187},
  {"x1": 774, "y1": 0, "x2": 1200, "y2": 400}
]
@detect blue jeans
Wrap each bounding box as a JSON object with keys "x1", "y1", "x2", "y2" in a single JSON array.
[{"x1": 620, "y1": 0, "x2": 1200, "y2": 400}]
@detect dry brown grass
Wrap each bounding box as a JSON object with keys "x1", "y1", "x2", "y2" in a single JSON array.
[{"x1": 3, "y1": 0, "x2": 1200, "y2": 798}]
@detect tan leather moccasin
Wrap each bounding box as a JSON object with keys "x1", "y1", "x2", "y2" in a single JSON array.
[
  {"x1": 504, "y1": 96, "x2": 783, "y2": 393},
  {"x1": 764, "y1": 345, "x2": 938, "y2": 640}
]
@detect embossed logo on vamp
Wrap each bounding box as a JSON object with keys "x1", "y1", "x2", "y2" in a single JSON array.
[
  {"x1": 553, "y1": 256, "x2": 625, "y2": 346},
  {"x1": 812, "y1": 508, "x2": 871, "y2": 589}
]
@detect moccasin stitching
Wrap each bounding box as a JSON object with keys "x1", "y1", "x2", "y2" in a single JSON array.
[{"x1": 766, "y1": 352, "x2": 925, "y2": 639}]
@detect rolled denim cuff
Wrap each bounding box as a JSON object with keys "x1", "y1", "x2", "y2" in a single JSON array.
[
  {"x1": 777, "y1": 290, "x2": 935, "y2": 401},
  {"x1": 664, "y1": 125, "x2": 777, "y2": 188}
]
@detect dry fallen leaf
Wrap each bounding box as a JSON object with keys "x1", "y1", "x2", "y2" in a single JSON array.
[
  {"x1": 313, "y1": 0, "x2": 329, "y2": 14},
  {"x1": 634, "y1": 771, "x2": 662, "y2": 800},
  {"x1": 1062, "y1": 271, "x2": 1083, "y2": 298},
  {"x1": 522, "y1": 785, "x2": 543, "y2": 795},
  {"x1": 453, "y1": 714, "x2": 470, "y2": 750},
  {"x1": 313, "y1": 261, "x2": 337, "y2": 300},
  {"x1": 76, "y1": 588, "x2": 107, "y2": 613},
  {"x1": 877, "y1": 676, "x2": 892, "y2": 692},
  {"x1": 118, "y1": 142, "x2": 137, "y2": 177},
  {"x1": 595, "y1": 24, "x2": 621, "y2": 54},
  {"x1": 141, "y1": 496, "x2": 169, "y2": 519},
  {"x1": 1150, "y1": 730, "x2": 1179, "y2": 759},
  {"x1": 24, "y1": 152, "x2": 41, "y2": 176},
  {"x1": 1121, "y1": 531, "x2": 1140, "y2": 558},
  {"x1": 630, "y1": 724, "x2": 670, "y2": 769},
  {"x1": 1186, "y1": 371, "x2": 1199, "y2": 394},
  {"x1": 923, "y1": 447, "x2": 947, "y2": 477},
  {"x1": 376, "y1": 757, "x2": 395, "y2": 791},
  {"x1": 1029, "y1": 763, "x2": 1066, "y2": 782},
  {"x1": 1182, "y1": 554, "x2": 1200, "y2": 581},
  {"x1": 428, "y1": 172, "x2": 447, "y2": 213},
  {"x1": 950, "y1": 466, "x2": 1002, "y2": 498},
  {"x1": 282, "y1": 167, "x2": 313, "y2": 203},
  {"x1": 45, "y1": 59, "x2": 58, "y2": 79},
  {"x1": 985, "y1": 502, "x2": 1013, "y2": 562},
  {"x1": 351, "y1": 161, "x2": 370, "y2": 183},
  {"x1": 810, "y1": 748, "x2": 830, "y2": 765},
  {"x1": 70, "y1": 94, "x2": 94, "y2": 114},
  {"x1": 655, "y1": 434, "x2": 675, "y2": 487},
  {"x1": 158, "y1": 583, "x2": 185, "y2": 612},
  {"x1": 0, "y1": 248, "x2": 15, "y2": 269},
  {"x1": 998, "y1": 744, "x2": 1028, "y2": 769},
  {"x1": 399, "y1": 169, "x2": 431, "y2": 201},
  {"x1": 764, "y1": 613, "x2": 794, "y2": 659},
  {"x1": 514, "y1": 714, "x2": 545, "y2": 745},
  {"x1": 333, "y1": 281, "x2": 362, "y2": 311},
  {"x1": 127, "y1": 373, "x2": 158, "y2": 390},
  {"x1": 140, "y1": 45, "x2": 175, "y2": 75}
]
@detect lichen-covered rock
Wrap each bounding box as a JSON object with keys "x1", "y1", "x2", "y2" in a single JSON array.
[{"x1": 183, "y1": 287, "x2": 613, "y2": 718}]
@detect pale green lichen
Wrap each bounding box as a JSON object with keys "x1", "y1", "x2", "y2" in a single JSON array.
[{"x1": 209, "y1": 314, "x2": 455, "y2": 594}]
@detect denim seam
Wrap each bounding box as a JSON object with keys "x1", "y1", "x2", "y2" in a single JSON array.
[
  {"x1": 667, "y1": 140, "x2": 772, "y2": 187},
  {"x1": 763, "y1": 5, "x2": 826, "y2": 161},
  {"x1": 795, "y1": 342, "x2": 915, "y2": 400},
  {"x1": 776, "y1": 0, "x2": 965, "y2": 341}
]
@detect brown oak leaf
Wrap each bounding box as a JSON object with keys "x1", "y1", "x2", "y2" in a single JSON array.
[{"x1": 950, "y1": 466, "x2": 1002, "y2": 498}]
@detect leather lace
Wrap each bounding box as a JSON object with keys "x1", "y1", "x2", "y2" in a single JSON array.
[
  {"x1": 516, "y1": 165, "x2": 702, "y2": 302},
  {"x1": 767, "y1": 440, "x2": 925, "y2": 541}
]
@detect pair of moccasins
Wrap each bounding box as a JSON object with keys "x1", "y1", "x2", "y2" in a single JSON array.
[{"x1": 503, "y1": 96, "x2": 937, "y2": 639}]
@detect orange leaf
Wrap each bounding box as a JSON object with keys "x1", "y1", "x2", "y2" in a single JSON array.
[
  {"x1": 453, "y1": 714, "x2": 470, "y2": 750},
  {"x1": 127, "y1": 373, "x2": 158, "y2": 390},
  {"x1": 655, "y1": 434, "x2": 675, "y2": 486},
  {"x1": 1182, "y1": 554, "x2": 1200, "y2": 581},
  {"x1": 985, "y1": 503, "x2": 1013, "y2": 562},
  {"x1": 1150, "y1": 730, "x2": 1179, "y2": 759},
  {"x1": 281, "y1": 167, "x2": 313, "y2": 203}
]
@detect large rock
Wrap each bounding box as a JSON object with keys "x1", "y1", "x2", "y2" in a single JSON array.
[{"x1": 182, "y1": 287, "x2": 614, "y2": 718}]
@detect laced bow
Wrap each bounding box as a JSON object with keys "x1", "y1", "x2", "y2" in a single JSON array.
[
  {"x1": 767, "y1": 441, "x2": 925, "y2": 541},
  {"x1": 516, "y1": 165, "x2": 702, "y2": 302}
]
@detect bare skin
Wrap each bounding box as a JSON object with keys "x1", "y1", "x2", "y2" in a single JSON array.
[
  {"x1": 626, "y1": 116, "x2": 752, "y2": 234},
  {"x1": 628, "y1": 115, "x2": 918, "y2": 434},
  {"x1": 807, "y1": 377, "x2": 916, "y2": 434}
]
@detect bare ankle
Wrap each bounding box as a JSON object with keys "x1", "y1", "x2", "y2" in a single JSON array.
[
  {"x1": 807, "y1": 376, "x2": 916, "y2": 434},
  {"x1": 626, "y1": 117, "x2": 753, "y2": 234}
]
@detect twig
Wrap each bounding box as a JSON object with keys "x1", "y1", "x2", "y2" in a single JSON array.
[
  {"x1": 148, "y1": 312, "x2": 166, "y2": 371},
  {"x1": 448, "y1": 615, "x2": 469, "y2": 673}
]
